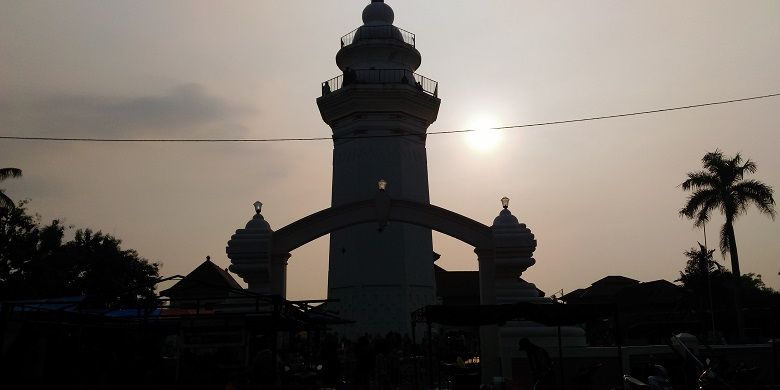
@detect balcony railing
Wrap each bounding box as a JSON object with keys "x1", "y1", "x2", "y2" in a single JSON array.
[
  {"x1": 321, "y1": 69, "x2": 438, "y2": 97},
  {"x1": 340, "y1": 25, "x2": 416, "y2": 48}
]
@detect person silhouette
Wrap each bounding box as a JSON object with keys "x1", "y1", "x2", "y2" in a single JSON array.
[{"x1": 518, "y1": 338, "x2": 554, "y2": 390}]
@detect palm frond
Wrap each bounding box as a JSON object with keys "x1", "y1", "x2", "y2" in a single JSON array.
[
  {"x1": 0, "y1": 168, "x2": 22, "y2": 181},
  {"x1": 683, "y1": 247, "x2": 698, "y2": 263},
  {"x1": 0, "y1": 191, "x2": 14, "y2": 209},
  {"x1": 679, "y1": 188, "x2": 719, "y2": 225},
  {"x1": 740, "y1": 158, "x2": 758, "y2": 175},
  {"x1": 719, "y1": 223, "x2": 730, "y2": 256},
  {"x1": 702, "y1": 150, "x2": 726, "y2": 174},
  {"x1": 682, "y1": 242, "x2": 721, "y2": 281},
  {"x1": 684, "y1": 242, "x2": 714, "y2": 262},
  {"x1": 695, "y1": 196, "x2": 723, "y2": 227},
  {"x1": 680, "y1": 171, "x2": 719, "y2": 191},
  {"x1": 731, "y1": 152, "x2": 743, "y2": 167},
  {"x1": 733, "y1": 180, "x2": 776, "y2": 219}
]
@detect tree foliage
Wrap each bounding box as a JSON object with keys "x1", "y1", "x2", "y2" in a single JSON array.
[
  {"x1": 0, "y1": 201, "x2": 160, "y2": 308},
  {"x1": 677, "y1": 242, "x2": 722, "y2": 288},
  {"x1": 0, "y1": 167, "x2": 23, "y2": 209},
  {"x1": 677, "y1": 243, "x2": 779, "y2": 308},
  {"x1": 679, "y1": 150, "x2": 775, "y2": 276}
]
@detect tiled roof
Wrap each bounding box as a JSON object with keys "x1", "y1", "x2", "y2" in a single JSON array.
[{"x1": 160, "y1": 258, "x2": 242, "y2": 297}]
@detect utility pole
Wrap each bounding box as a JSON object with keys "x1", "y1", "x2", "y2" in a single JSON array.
[{"x1": 703, "y1": 222, "x2": 716, "y2": 339}]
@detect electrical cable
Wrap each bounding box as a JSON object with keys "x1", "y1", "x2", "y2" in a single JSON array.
[{"x1": 0, "y1": 92, "x2": 777, "y2": 143}]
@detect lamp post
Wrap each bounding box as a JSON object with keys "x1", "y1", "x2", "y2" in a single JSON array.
[
  {"x1": 254, "y1": 201, "x2": 263, "y2": 214},
  {"x1": 375, "y1": 179, "x2": 390, "y2": 231},
  {"x1": 501, "y1": 196, "x2": 510, "y2": 209}
]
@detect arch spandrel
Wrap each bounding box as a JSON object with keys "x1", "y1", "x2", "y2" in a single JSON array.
[{"x1": 271, "y1": 198, "x2": 492, "y2": 256}]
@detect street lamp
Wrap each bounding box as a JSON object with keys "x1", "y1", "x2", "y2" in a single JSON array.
[
  {"x1": 253, "y1": 201, "x2": 263, "y2": 214},
  {"x1": 501, "y1": 196, "x2": 510, "y2": 209},
  {"x1": 378, "y1": 179, "x2": 388, "y2": 191}
]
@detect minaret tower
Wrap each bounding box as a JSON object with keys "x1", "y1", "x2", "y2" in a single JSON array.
[{"x1": 317, "y1": 0, "x2": 441, "y2": 336}]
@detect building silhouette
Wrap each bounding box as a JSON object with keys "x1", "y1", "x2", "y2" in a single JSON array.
[
  {"x1": 317, "y1": 0, "x2": 441, "y2": 336},
  {"x1": 160, "y1": 256, "x2": 242, "y2": 308}
]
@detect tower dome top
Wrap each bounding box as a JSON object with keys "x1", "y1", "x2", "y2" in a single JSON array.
[
  {"x1": 493, "y1": 208, "x2": 520, "y2": 227},
  {"x1": 363, "y1": 0, "x2": 394, "y2": 26},
  {"x1": 244, "y1": 213, "x2": 271, "y2": 231},
  {"x1": 491, "y1": 204, "x2": 536, "y2": 249}
]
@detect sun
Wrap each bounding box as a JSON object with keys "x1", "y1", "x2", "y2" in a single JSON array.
[{"x1": 465, "y1": 115, "x2": 502, "y2": 152}]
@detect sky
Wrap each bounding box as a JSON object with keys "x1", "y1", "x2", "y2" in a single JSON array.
[{"x1": 1, "y1": 0, "x2": 778, "y2": 300}]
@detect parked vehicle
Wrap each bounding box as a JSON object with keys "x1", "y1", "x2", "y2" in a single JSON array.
[{"x1": 623, "y1": 364, "x2": 674, "y2": 390}]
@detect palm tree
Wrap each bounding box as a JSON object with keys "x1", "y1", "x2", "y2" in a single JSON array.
[
  {"x1": 680, "y1": 151, "x2": 775, "y2": 276},
  {"x1": 679, "y1": 150, "x2": 775, "y2": 339},
  {"x1": 679, "y1": 243, "x2": 720, "y2": 335},
  {"x1": 681, "y1": 243, "x2": 720, "y2": 281},
  {"x1": 0, "y1": 168, "x2": 23, "y2": 209}
]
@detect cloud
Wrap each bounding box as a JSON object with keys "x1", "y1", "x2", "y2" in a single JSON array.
[{"x1": 0, "y1": 84, "x2": 254, "y2": 138}]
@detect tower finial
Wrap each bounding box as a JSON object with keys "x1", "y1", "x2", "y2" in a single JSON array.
[{"x1": 363, "y1": 0, "x2": 394, "y2": 26}]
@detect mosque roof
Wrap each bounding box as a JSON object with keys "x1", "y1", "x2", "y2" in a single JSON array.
[
  {"x1": 562, "y1": 276, "x2": 683, "y2": 306},
  {"x1": 160, "y1": 257, "x2": 242, "y2": 298}
]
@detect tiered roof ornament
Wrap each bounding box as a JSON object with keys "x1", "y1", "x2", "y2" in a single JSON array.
[
  {"x1": 490, "y1": 197, "x2": 544, "y2": 304},
  {"x1": 226, "y1": 202, "x2": 273, "y2": 293}
]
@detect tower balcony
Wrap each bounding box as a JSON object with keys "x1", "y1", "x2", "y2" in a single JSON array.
[
  {"x1": 340, "y1": 25, "x2": 416, "y2": 48},
  {"x1": 336, "y1": 25, "x2": 422, "y2": 72},
  {"x1": 321, "y1": 69, "x2": 438, "y2": 98}
]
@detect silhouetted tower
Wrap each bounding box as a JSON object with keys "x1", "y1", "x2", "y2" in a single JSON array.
[{"x1": 317, "y1": 0, "x2": 440, "y2": 336}]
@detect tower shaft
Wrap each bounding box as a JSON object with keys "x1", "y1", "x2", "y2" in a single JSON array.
[{"x1": 317, "y1": 1, "x2": 440, "y2": 336}]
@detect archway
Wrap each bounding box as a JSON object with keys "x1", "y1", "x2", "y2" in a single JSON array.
[
  {"x1": 272, "y1": 197, "x2": 493, "y2": 256},
  {"x1": 226, "y1": 194, "x2": 533, "y2": 382},
  {"x1": 267, "y1": 195, "x2": 496, "y2": 306}
]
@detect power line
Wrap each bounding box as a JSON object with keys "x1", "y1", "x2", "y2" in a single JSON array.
[{"x1": 1, "y1": 92, "x2": 778, "y2": 143}]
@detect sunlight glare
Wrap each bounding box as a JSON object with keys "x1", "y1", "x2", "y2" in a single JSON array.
[{"x1": 465, "y1": 115, "x2": 502, "y2": 152}]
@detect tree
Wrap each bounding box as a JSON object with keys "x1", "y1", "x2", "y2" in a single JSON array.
[
  {"x1": 678, "y1": 252, "x2": 780, "y2": 340},
  {"x1": 0, "y1": 168, "x2": 22, "y2": 209},
  {"x1": 677, "y1": 243, "x2": 723, "y2": 338},
  {"x1": 679, "y1": 150, "x2": 776, "y2": 278},
  {"x1": 56, "y1": 229, "x2": 160, "y2": 308},
  {"x1": 738, "y1": 272, "x2": 780, "y2": 306},
  {"x1": 0, "y1": 201, "x2": 64, "y2": 297},
  {"x1": 677, "y1": 243, "x2": 721, "y2": 288},
  {"x1": 679, "y1": 150, "x2": 776, "y2": 339},
  {"x1": 0, "y1": 201, "x2": 160, "y2": 308}
]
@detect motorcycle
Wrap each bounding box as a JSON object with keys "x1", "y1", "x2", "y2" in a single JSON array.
[
  {"x1": 698, "y1": 359, "x2": 758, "y2": 390},
  {"x1": 668, "y1": 334, "x2": 759, "y2": 390},
  {"x1": 623, "y1": 364, "x2": 674, "y2": 390}
]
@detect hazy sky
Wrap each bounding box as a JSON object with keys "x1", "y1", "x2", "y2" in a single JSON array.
[{"x1": 2, "y1": 1, "x2": 778, "y2": 299}]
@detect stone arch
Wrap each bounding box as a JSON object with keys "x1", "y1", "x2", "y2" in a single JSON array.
[
  {"x1": 229, "y1": 196, "x2": 535, "y2": 382},
  {"x1": 271, "y1": 198, "x2": 493, "y2": 256}
]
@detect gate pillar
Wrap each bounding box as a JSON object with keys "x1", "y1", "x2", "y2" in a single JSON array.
[
  {"x1": 226, "y1": 202, "x2": 274, "y2": 294},
  {"x1": 270, "y1": 253, "x2": 290, "y2": 298},
  {"x1": 476, "y1": 247, "x2": 501, "y2": 384}
]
